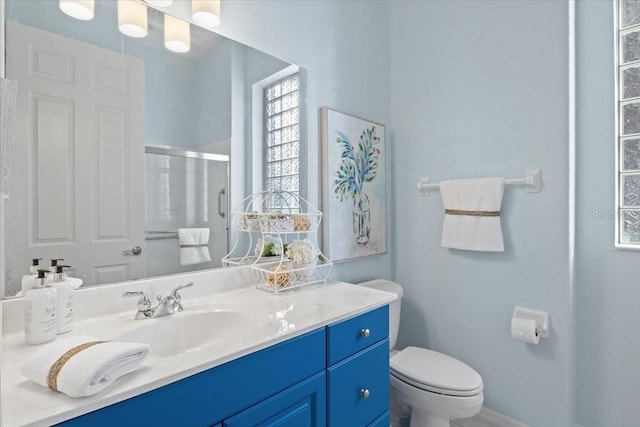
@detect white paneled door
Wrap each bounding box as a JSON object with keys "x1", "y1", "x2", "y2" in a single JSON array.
[{"x1": 6, "y1": 22, "x2": 146, "y2": 291}]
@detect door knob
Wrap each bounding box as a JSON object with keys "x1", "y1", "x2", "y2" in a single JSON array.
[{"x1": 123, "y1": 246, "x2": 142, "y2": 256}]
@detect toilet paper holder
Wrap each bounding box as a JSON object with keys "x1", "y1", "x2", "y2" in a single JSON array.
[{"x1": 512, "y1": 306, "x2": 550, "y2": 338}]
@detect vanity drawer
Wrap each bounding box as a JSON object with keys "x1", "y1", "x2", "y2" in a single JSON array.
[
  {"x1": 327, "y1": 338, "x2": 389, "y2": 427},
  {"x1": 327, "y1": 305, "x2": 389, "y2": 365}
]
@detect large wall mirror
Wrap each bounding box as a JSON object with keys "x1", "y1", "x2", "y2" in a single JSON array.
[{"x1": 2, "y1": 0, "x2": 303, "y2": 297}]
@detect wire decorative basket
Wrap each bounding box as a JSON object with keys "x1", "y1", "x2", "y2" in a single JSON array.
[
  {"x1": 222, "y1": 191, "x2": 332, "y2": 293},
  {"x1": 252, "y1": 255, "x2": 332, "y2": 294}
]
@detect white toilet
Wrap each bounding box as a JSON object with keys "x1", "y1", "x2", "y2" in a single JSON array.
[{"x1": 358, "y1": 280, "x2": 484, "y2": 427}]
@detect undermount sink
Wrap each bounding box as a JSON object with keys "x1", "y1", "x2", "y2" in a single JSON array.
[{"x1": 115, "y1": 310, "x2": 252, "y2": 358}]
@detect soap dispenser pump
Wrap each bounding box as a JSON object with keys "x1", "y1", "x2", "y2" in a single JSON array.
[
  {"x1": 24, "y1": 269, "x2": 57, "y2": 345},
  {"x1": 49, "y1": 258, "x2": 64, "y2": 273},
  {"x1": 49, "y1": 265, "x2": 74, "y2": 334},
  {"x1": 21, "y1": 257, "x2": 43, "y2": 295}
]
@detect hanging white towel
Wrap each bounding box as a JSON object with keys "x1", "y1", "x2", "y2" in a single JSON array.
[
  {"x1": 21, "y1": 335, "x2": 150, "y2": 398},
  {"x1": 440, "y1": 177, "x2": 505, "y2": 252},
  {"x1": 179, "y1": 228, "x2": 211, "y2": 265}
]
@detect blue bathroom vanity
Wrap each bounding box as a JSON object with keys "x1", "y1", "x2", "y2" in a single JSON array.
[
  {"x1": 1, "y1": 280, "x2": 396, "y2": 427},
  {"x1": 57, "y1": 306, "x2": 390, "y2": 427}
]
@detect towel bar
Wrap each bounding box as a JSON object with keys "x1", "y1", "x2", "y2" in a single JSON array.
[
  {"x1": 417, "y1": 169, "x2": 541, "y2": 196},
  {"x1": 145, "y1": 231, "x2": 178, "y2": 240}
]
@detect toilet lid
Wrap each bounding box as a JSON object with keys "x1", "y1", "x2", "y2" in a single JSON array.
[{"x1": 390, "y1": 347, "x2": 483, "y2": 397}]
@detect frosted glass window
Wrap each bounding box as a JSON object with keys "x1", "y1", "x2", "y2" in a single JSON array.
[
  {"x1": 622, "y1": 174, "x2": 640, "y2": 206},
  {"x1": 622, "y1": 138, "x2": 640, "y2": 170},
  {"x1": 621, "y1": 66, "x2": 640, "y2": 99},
  {"x1": 621, "y1": 210, "x2": 640, "y2": 243},
  {"x1": 622, "y1": 0, "x2": 640, "y2": 28},
  {"x1": 622, "y1": 30, "x2": 640, "y2": 64},
  {"x1": 617, "y1": 2, "x2": 640, "y2": 248},
  {"x1": 622, "y1": 102, "x2": 640, "y2": 135},
  {"x1": 264, "y1": 72, "x2": 302, "y2": 210}
]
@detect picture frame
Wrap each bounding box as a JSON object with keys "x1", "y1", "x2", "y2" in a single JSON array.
[{"x1": 320, "y1": 107, "x2": 387, "y2": 262}]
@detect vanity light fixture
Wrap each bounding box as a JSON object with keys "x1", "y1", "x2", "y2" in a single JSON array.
[
  {"x1": 144, "y1": 0, "x2": 174, "y2": 7},
  {"x1": 59, "y1": 0, "x2": 94, "y2": 20},
  {"x1": 164, "y1": 14, "x2": 191, "y2": 53},
  {"x1": 192, "y1": 0, "x2": 221, "y2": 28},
  {"x1": 117, "y1": 0, "x2": 149, "y2": 38}
]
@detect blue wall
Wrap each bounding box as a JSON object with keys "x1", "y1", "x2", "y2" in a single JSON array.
[
  {"x1": 390, "y1": 1, "x2": 572, "y2": 425},
  {"x1": 575, "y1": 2, "x2": 640, "y2": 426},
  {"x1": 195, "y1": 40, "x2": 232, "y2": 148}
]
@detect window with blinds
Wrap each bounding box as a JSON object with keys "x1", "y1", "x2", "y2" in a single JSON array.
[{"x1": 264, "y1": 73, "x2": 301, "y2": 209}]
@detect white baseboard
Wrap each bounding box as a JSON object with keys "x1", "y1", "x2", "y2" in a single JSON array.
[{"x1": 453, "y1": 406, "x2": 529, "y2": 427}]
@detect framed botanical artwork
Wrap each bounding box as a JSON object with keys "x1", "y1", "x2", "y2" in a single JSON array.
[{"x1": 320, "y1": 107, "x2": 387, "y2": 262}]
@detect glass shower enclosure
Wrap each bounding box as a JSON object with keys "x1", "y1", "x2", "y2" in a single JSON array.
[{"x1": 145, "y1": 146, "x2": 229, "y2": 277}]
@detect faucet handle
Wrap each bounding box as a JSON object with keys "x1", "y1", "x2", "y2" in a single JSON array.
[
  {"x1": 123, "y1": 290, "x2": 151, "y2": 312},
  {"x1": 170, "y1": 282, "x2": 194, "y2": 310},
  {"x1": 171, "y1": 282, "x2": 193, "y2": 299}
]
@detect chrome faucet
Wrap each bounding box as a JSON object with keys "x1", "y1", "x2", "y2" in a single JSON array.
[{"x1": 123, "y1": 282, "x2": 194, "y2": 319}]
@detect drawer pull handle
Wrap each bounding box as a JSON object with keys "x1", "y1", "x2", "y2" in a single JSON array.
[
  {"x1": 361, "y1": 328, "x2": 371, "y2": 338},
  {"x1": 360, "y1": 388, "x2": 370, "y2": 399}
]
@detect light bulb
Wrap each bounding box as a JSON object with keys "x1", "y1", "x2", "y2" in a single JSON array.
[
  {"x1": 164, "y1": 14, "x2": 190, "y2": 53},
  {"x1": 192, "y1": 0, "x2": 220, "y2": 28},
  {"x1": 117, "y1": 0, "x2": 148, "y2": 38},
  {"x1": 59, "y1": 0, "x2": 94, "y2": 20}
]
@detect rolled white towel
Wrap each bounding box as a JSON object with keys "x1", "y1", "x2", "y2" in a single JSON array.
[{"x1": 21, "y1": 335, "x2": 150, "y2": 398}]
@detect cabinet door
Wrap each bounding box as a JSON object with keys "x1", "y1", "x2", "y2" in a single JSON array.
[
  {"x1": 328, "y1": 338, "x2": 389, "y2": 427},
  {"x1": 368, "y1": 411, "x2": 390, "y2": 427},
  {"x1": 223, "y1": 372, "x2": 326, "y2": 427}
]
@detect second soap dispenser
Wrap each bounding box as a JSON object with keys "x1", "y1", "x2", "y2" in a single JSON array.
[
  {"x1": 24, "y1": 269, "x2": 57, "y2": 345},
  {"x1": 48, "y1": 265, "x2": 74, "y2": 334}
]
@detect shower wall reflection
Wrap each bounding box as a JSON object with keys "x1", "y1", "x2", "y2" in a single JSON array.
[{"x1": 145, "y1": 148, "x2": 229, "y2": 277}]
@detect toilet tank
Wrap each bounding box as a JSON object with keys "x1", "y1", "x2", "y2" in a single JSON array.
[{"x1": 357, "y1": 279, "x2": 403, "y2": 350}]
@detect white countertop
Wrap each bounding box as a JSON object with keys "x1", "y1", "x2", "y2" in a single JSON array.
[{"x1": 2, "y1": 281, "x2": 396, "y2": 427}]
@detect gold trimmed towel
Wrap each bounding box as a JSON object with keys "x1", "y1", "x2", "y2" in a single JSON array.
[
  {"x1": 440, "y1": 177, "x2": 506, "y2": 252},
  {"x1": 21, "y1": 335, "x2": 150, "y2": 398}
]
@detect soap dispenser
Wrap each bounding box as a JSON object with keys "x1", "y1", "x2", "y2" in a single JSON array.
[
  {"x1": 48, "y1": 265, "x2": 74, "y2": 334},
  {"x1": 24, "y1": 269, "x2": 57, "y2": 345},
  {"x1": 21, "y1": 257, "x2": 42, "y2": 295},
  {"x1": 49, "y1": 258, "x2": 64, "y2": 273}
]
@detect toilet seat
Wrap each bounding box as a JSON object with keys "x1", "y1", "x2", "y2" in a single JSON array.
[{"x1": 390, "y1": 347, "x2": 483, "y2": 397}]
